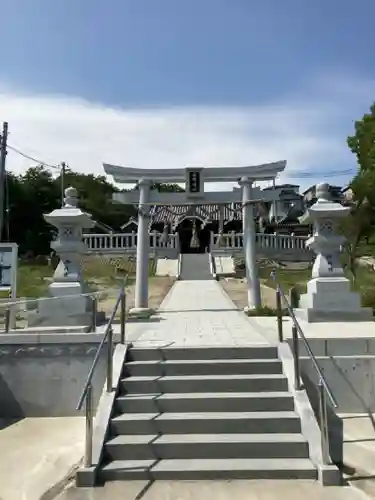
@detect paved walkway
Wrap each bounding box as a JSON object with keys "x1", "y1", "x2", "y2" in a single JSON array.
[
  {"x1": 130, "y1": 280, "x2": 272, "y2": 347},
  {"x1": 55, "y1": 479, "x2": 370, "y2": 500},
  {"x1": 0, "y1": 417, "x2": 84, "y2": 500}
]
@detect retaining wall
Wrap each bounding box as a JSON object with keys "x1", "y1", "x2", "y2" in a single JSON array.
[{"x1": 0, "y1": 333, "x2": 111, "y2": 417}]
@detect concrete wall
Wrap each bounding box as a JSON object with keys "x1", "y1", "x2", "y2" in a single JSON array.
[
  {"x1": 284, "y1": 336, "x2": 375, "y2": 465},
  {"x1": 288, "y1": 337, "x2": 375, "y2": 414},
  {"x1": 0, "y1": 334, "x2": 110, "y2": 417}
]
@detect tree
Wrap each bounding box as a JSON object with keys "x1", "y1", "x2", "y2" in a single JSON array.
[
  {"x1": 347, "y1": 103, "x2": 375, "y2": 176},
  {"x1": 340, "y1": 201, "x2": 373, "y2": 280},
  {"x1": 18, "y1": 166, "x2": 60, "y2": 255},
  {"x1": 3, "y1": 165, "x2": 185, "y2": 256},
  {"x1": 347, "y1": 103, "x2": 375, "y2": 205},
  {"x1": 58, "y1": 168, "x2": 135, "y2": 231},
  {"x1": 343, "y1": 103, "x2": 375, "y2": 276},
  {"x1": 152, "y1": 182, "x2": 184, "y2": 193}
]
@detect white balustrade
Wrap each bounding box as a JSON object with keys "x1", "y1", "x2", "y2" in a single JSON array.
[
  {"x1": 82, "y1": 233, "x2": 179, "y2": 252},
  {"x1": 212, "y1": 233, "x2": 309, "y2": 253},
  {"x1": 82, "y1": 232, "x2": 308, "y2": 254}
]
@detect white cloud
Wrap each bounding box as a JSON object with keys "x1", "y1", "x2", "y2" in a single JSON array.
[{"x1": 0, "y1": 72, "x2": 373, "y2": 192}]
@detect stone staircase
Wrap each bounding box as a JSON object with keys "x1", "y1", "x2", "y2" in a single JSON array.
[
  {"x1": 214, "y1": 255, "x2": 235, "y2": 277},
  {"x1": 179, "y1": 253, "x2": 212, "y2": 280},
  {"x1": 155, "y1": 257, "x2": 178, "y2": 277},
  {"x1": 97, "y1": 345, "x2": 317, "y2": 482}
]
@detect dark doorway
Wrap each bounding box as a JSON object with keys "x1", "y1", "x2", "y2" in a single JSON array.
[{"x1": 177, "y1": 218, "x2": 211, "y2": 254}]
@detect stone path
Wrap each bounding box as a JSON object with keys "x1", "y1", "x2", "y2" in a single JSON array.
[
  {"x1": 0, "y1": 417, "x2": 84, "y2": 500},
  {"x1": 130, "y1": 280, "x2": 272, "y2": 347},
  {"x1": 55, "y1": 479, "x2": 370, "y2": 500}
]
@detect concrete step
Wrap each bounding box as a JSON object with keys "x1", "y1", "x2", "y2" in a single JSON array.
[
  {"x1": 119, "y1": 374, "x2": 289, "y2": 394},
  {"x1": 104, "y1": 433, "x2": 309, "y2": 461},
  {"x1": 128, "y1": 346, "x2": 278, "y2": 362},
  {"x1": 99, "y1": 458, "x2": 317, "y2": 481},
  {"x1": 114, "y1": 391, "x2": 295, "y2": 413},
  {"x1": 110, "y1": 411, "x2": 301, "y2": 435},
  {"x1": 124, "y1": 359, "x2": 283, "y2": 377}
]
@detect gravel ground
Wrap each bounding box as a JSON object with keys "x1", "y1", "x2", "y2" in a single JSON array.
[
  {"x1": 97, "y1": 276, "x2": 176, "y2": 316},
  {"x1": 221, "y1": 278, "x2": 277, "y2": 310}
]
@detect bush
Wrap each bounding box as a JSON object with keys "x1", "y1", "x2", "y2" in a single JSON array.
[
  {"x1": 360, "y1": 288, "x2": 375, "y2": 313},
  {"x1": 246, "y1": 305, "x2": 288, "y2": 317}
]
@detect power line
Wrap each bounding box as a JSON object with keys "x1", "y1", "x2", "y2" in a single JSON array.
[
  {"x1": 6, "y1": 143, "x2": 60, "y2": 170},
  {"x1": 281, "y1": 169, "x2": 355, "y2": 180},
  {"x1": 6, "y1": 139, "x2": 356, "y2": 182}
]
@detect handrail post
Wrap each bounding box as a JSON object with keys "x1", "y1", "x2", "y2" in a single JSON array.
[
  {"x1": 91, "y1": 296, "x2": 97, "y2": 333},
  {"x1": 106, "y1": 326, "x2": 113, "y2": 392},
  {"x1": 120, "y1": 289, "x2": 126, "y2": 344},
  {"x1": 84, "y1": 383, "x2": 93, "y2": 467},
  {"x1": 4, "y1": 307, "x2": 10, "y2": 333},
  {"x1": 318, "y1": 380, "x2": 330, "y2": 464},
  {"x1": 275, "y1": 287, "x2": 283, "y2": 342},
  {"x1": 292, "y1": 324, "x2": 301, "y2": 390}
]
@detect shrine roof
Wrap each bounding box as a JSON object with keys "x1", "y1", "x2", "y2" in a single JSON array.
[{"x1": 151, "y1": 202, "x2": 267, "y2": 224}]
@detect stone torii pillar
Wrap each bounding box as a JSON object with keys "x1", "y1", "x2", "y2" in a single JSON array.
[
  {"x1": 240, "y1": 177, "x2": 261, "y2": 309},
  {"x1": 131, "y1": 178, "x2": 153, "y2": 317}
]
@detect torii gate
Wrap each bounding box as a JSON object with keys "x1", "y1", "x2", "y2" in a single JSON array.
[{"x1": 103, "y1": 161, "x2": 286, "y2": 314}]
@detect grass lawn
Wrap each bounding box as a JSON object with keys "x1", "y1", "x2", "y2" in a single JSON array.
[
  {"x1": 259, "y1": 265, "x2": 311, "y2": 294},
  {"x1": 6, "y1": 255, "x2": 156, "y2": 299},
  {"x1": 259, "y1": 263, "x2": 375, "y2": 311},
  {"x1": 357, "y1": 243, "x2": 375, "y2": 258}
]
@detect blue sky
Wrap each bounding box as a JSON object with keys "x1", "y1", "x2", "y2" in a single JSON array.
[{"x1": 1, "y1": 0, "x2": 375, "y2": 190}]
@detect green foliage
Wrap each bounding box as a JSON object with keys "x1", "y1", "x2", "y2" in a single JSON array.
[
  {"x1": 360, "y1": 288, "x2": 375, "y2": 313},
  {"x1": 4, "y1": 165, "x2": 179, "y2": 256},
  {"x1": 259, "y1": 263, "x2": 375, "y2": 314},
  {"x1": 152, "y1": 182, "x2": 184, "y2": 192},
  {"x1": 258, "y1": 265, "x2": 310, "y2": 294},
  {"x1": 344, "y1": 103, "x2": 375, "y2": 272},
  {"x1": 246, "y1": 305, "x2": 287, "y2": 317},
  {"x1": 61, "y1": 167, "x2": 134, "y2": 232},
  {"x1": 347, "y1": 103, "x2": 375, "y2": 206},
  {"x1": 340, "y1": 202, "x2": 373, "y2": 279},
  {"x1": 347, "y1": 103, "x2": 375, "y2": 175},
  {"x1": 17, "y1": 261, "x2": 51, "y2": 297}
]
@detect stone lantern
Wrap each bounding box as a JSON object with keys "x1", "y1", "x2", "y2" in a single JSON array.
[
  {"x1": 29, "y1": 187, "x2": 97, "y2": 327},
  {"x1": 298, "y1": 183, "x2": 372, "y2": 322}
]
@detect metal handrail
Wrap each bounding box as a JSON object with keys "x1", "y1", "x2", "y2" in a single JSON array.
[
  {"x1": 177, "y1": 253, "x2": 183, "y2": 279},
  {"x1": 76, "y1": 277, "x2": 127, "y2": 467},
  {"x1": 209, "y1": 252, "x2": 217, "y2": 279},
  {"x1": 277, "y1": 284, "x2": 337, "y2": 409},
  {"x1": 0, "y1": 291, "x2": 104, "y2": 333},
  {"x1": 272, "y1": 272, "x2": 338, "y2": 465},
  {"x1": 0, "y1": 290, "x2": 102, "y2": 309}
]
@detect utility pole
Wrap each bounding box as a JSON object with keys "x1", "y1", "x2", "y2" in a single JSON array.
[
  {"x1": 60, "y1": 162, "x2": 66, "y2": 207},
  {"x1": 0, "y1": 122, "x2": 8, "y2": 242}
]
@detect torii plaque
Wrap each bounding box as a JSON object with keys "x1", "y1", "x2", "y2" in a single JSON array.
[{"x1": 104, "y1": 161, "x2": 286, "y2": 315}]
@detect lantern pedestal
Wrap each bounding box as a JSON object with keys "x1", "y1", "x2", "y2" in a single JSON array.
[
  {"x1": 299, "y1": 277, "x2": 372, "y2": 322},
  {"x1": 34, "y1": 281, "x2": 95, "y2": 328}
]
